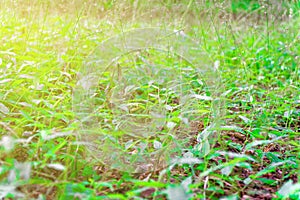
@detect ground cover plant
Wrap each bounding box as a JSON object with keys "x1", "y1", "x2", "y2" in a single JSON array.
[{"x1": 0, "y1": 0, "x2": 299, "y2": 199}]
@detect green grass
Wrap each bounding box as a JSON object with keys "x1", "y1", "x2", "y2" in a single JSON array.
[{"x1": 0, "y1": 0, "x2": 299, "y2": 199}]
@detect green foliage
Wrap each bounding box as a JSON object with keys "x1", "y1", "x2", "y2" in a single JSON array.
[
  {"x1": 0, "y1": 0, "x2": 299, "y2": 199},
  {"x1": 231, "y1": 0, "x2": 261, "y2": 13}
]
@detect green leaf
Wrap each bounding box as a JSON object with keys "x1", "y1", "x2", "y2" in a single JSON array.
[
  {"x1": 245, "y1": 136, "x2": 285, "y2": 150},
  {"x1": 277, "y1": 180, "x2": 300, "y2": 198},
  {"x1": 220, "y1": 194, "x2": 239, "y2": 200},
  {"x1": 257, "y1": 178, "x2": 277, "y2": 185}
]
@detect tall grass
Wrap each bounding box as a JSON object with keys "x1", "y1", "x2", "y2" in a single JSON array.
[{"x1": 0, "y1": 0, "x2": 299, "y2": 199}]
